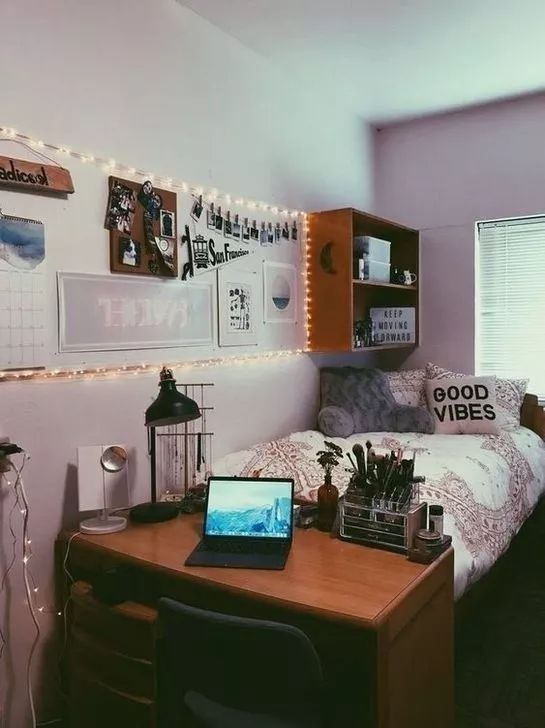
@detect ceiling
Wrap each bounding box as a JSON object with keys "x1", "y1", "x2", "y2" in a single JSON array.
[{"x1": 179, "y1": 0, "x2": 545, "y2": 125}]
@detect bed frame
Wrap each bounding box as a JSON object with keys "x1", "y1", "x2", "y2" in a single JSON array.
[
  {"x1": 457, "y1": 392, "x2": 545, "y2": 622},
  {"x1": 520, "y1": 393, "x2": 545, "y2": 439}
]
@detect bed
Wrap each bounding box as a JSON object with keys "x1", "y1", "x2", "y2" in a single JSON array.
[{"x1": 213, "y1": 392, "x2": 545, "y2": 599}]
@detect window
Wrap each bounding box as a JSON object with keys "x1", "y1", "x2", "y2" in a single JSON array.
[{"x1": 476, "y1": 216, "x2": 545, "y2": 396}]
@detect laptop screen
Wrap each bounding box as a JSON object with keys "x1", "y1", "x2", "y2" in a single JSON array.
[{"x1": 204, "y1": 477, "x2": 293, "y2": 539}]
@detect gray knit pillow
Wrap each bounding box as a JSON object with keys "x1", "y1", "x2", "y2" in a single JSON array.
[{"x1": 318, "y1": 367, "x2": 434, "y2": 435}]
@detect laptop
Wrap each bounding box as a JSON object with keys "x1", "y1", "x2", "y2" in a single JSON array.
[{"x1": 185, "y1": 476, "x2": 294, "y2": 570}]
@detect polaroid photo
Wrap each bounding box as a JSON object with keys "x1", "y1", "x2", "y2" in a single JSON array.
[
  {"x1": 291, "y1": 222, "x2": 298, "y2": 241},
  {"x1": 275, "y1": 223, "x2": 281, "y2": 244},
  {"x1": 232, "y1": 218, "x2": 241, "y2": 241},
  {"x1": 119, "y1": 237, "x2": 141, "y2": 267},
  {"x1": 160, "y1": 209, "x2": 175, "y2": 238},
  {"x1": 106, "y1": 181, "x2": 137, "y2": 233},
  {"x1": 155, "y1": 237, "x2": 176, "y2": 273},
  {"x1": 207, "y1": 209, "x2": 216, "y2": 230},
  {"x1": 215, "y1": 212, "x2": 224, "y2": 233},
  {"x1": 267, "y1": 224, "x2": 274, "y2": 245},
  {"x1": 224, "y1": 218, "x2": 233, "y2": 239},
  {"x1": 191, "y1": 197, "x2": 204, "y2": 222},
  {"x1": 250, "y1": 221, "x2": 259, "y2": 241},
  {"x1": 242, "y1": 225, "x2": 250, "y2": 242},
  {"x1": 282, "y1": 223, "x2": 290, "y2": 240},
  {"x1": 260, "y1": 224, "x2": 269, "y2": 246}
]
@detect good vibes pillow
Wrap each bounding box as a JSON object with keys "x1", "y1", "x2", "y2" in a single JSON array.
[{"x1": 425, "y1": 376, "x2": 500, "y2": 435}]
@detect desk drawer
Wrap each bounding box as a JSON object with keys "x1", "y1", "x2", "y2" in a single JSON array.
[{"x1": 71, "y1": 581, "x2": 157, "y2": 660}]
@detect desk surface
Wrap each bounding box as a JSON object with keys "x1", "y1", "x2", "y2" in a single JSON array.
[{"x1": 67, "y1": 514, "x2": 451, "y2": 629}]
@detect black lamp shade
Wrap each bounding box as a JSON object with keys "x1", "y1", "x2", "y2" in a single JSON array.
[{"x1": 145, "y1": 368, "x2": 201, "y2": 427}]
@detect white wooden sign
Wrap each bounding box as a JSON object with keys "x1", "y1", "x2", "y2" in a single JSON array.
[
  {"x1": 58, "y1": 272, "x2": 213, "y2": 352},
  {"x1": 370, "y1": 307, "x2": 415, "y2": 344}
]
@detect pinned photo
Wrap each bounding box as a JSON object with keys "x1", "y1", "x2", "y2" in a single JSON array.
[
  {"x1": 282, "y1": 222, "x2": 290, "y2": 240},
  {"x1": 291, "y1": 221, "x2": 298, "y2": 241},
  {"x1": 106, "y1": 181, "x2": 137, "y2": 233},
  {"x1": 191, "y1": 197, "x2": 204, "y2": 222},
  {"x1": 155, "y1": 237, "x2": 175, "y2": 272},
  {"x1": 160, "y1": 209, "x2": 175, "y2": 238},
  {"x1": 267, "y1": 223, "x2": 274, "y2": 245},
  {"x1": 138, "y1": 180, "x2": 161, "y2": 221},
  {"x1": 260, "y1": 223, "x2": 269, "y2": 246},
  {"x1": 232, "y1": 216, "x2": 241, "y2": 241},
  {"x1": 207, "y1": 208, "x2": 216, "y2": 230},
  {"x1": 242, "y1": 224, "x2": 250, "y2": 242},
  {"x1": 119, "y1": 237, "x2": 141, "y2": 267},
  {"x1": 275, "y1": 223, "x2": 281, "y2": 244},
  {"x1": 250, "y1": 220, "x2": 259, "y2": 241},
  {"x1": 224, "y1": 217, "x2": 233, "y2": 239},
  {"x1": 215, "y1": 210, "x2": 224, "y2": 232}
]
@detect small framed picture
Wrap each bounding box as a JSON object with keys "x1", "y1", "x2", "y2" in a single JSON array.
[
  {"x1": 160, "y1": 209, "x2": 175, "y2": 238},
  {"x1": 191, "y1": 197, "x2": 203, "y2": 221},
  {"x1": 224, "y1": 218, "x2": 233, "y2": 239},
  {"x1": 207, "y1": 209, "x2": 216, "y2": 230},
  {"x1": 118, "y1": 237, "x2": 141, "y2": 267},
  {"x1": 218, "y1": 268, "x2": 260, "y2": 346}
]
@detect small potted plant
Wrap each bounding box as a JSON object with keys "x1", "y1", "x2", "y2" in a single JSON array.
[{"x1": 316, "y1": 440, "x2": 343, "y2": 532}]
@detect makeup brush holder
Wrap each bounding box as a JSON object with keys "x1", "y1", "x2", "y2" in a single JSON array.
[{"x1": 339, "y1": 481, "x2": 427, "y2": 554}]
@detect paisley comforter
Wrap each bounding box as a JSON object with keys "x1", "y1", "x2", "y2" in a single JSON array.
[{"x1": 213, "y1": 427, "x2": 545, "y2": 598}]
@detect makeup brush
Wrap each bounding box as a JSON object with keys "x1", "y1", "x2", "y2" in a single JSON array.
[{"x1": 352, "y1": 443, "x2": 366, "y2": 480}]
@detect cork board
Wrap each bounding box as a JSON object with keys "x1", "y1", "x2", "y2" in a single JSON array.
[{"x1": 106, "y1": 176, "x2": 178, "y2": 277}]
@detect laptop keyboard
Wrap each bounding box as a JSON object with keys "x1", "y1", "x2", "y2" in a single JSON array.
[{"x1": 202, "y1": 540, "x2": 287, "y2": 555}]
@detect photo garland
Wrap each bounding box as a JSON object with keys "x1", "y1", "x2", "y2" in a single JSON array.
[
  {"x1": 106, "y1": 176, "x2": 178, "y2": 278},
  {"x1": 180, "y1": 195, "x2": 300, "y2": 282}
]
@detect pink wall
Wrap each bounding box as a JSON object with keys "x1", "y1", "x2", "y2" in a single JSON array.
[{"x1": 374, "y1": 92, "x2": 545, "y2": 372}]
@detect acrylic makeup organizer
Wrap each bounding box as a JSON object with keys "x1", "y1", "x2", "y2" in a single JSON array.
[
  {"x1": 154, "y1": 383, "x2": 214, "y2": 499},
  {"x1": 339, "y1": 479, "x2": 427, "y2": 554}
]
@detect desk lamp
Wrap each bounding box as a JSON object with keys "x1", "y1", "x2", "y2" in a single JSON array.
[{"x1": 130, "y1": 366, "x2": 201, "y2": 523}]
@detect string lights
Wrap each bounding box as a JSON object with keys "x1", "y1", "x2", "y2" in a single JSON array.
[
  {"x1": 0, "y1": 349, "x2": 308, "y2": 384},
  {"x1": 0, "y1": 125, "x2": 305, "y2": 219},
  {"x1": 0, "y1": 127, "x2": 313, "y2": 381}
]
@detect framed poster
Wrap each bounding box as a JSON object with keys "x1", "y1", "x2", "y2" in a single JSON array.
[
  {"x1": 263, "y1": 261, "x2": 297, "y2": 324},
  {"x1": 58, "y1": 272, "x2": 213, "y2": 352},
  {"x1": 217, "y1": 268, "x2": 259, "y2": 346},
  {"x1": 370, "y1": 307, "x2": 416, "y2": 345}
]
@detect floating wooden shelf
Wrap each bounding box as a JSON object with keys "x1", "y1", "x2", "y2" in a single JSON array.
[
  {"x1": 352, "y1": 343, "x2": 417, "y2": 352},
  {"x1": 307, "y1": 208, "x2": 420, "y2": 352},
  {"x1": 353, "y1": 280, "x2": 417, "y2": 291}
]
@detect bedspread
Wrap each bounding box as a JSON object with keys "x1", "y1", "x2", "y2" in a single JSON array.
[{"x1": 213, "y1": 428, "x2": 545, "y2": 598}]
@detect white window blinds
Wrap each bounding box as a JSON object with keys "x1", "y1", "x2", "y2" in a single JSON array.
[{"x1": 476, "y1": 216, "x2": 545, "y2": 396}]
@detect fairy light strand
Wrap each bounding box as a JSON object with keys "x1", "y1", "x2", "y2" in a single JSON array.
[
  {"x1": 0, "y1": 126, "x2": 305, "y2": 219},
  {"x1": 0, "y1": 348, "x2": 308, "y2": 384}
]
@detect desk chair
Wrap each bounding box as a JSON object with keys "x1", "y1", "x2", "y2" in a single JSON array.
[{"x1": 157, "y1": 597, "x2": 326, "y2": 728}]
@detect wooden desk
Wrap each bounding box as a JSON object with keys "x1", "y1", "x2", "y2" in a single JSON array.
[{"x1": 58, "y1": 515, "x2": 454, "y2": 728}]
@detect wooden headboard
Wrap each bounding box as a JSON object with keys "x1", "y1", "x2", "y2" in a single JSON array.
[{"x1": 520, "y1": 393, "x2": 545, "y2": 439}]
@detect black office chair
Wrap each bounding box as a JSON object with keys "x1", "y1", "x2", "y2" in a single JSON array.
[{"x1": 156, "y1": 597, "x2": 326, "y2": 728}]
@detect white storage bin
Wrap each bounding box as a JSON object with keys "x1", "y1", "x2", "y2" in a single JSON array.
[
  {"x1": 354, "y1": 236, "x2": 391, "y2": 265},
  {"x1": 358, "y1": 257, "x2": 391, "y2": 283}
]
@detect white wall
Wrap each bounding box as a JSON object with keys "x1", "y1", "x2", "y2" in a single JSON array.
[
  {"x1": 374, "y1": 93, "x2": 545, "y2": 373},
  {"x1": 0, "y1": 1, "x2": 374, "y2": 725}
]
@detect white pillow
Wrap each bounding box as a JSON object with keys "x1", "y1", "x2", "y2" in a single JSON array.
[
  {"x1": 385, "y1": 369, "x2": 427, "y2": 408},
  {"x1": 426, "y1": 363, "x2": 528, "y2": 429},
  {"x1": 425, "y1": 375, "x2": 500, "y2": 435}
]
